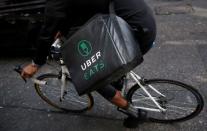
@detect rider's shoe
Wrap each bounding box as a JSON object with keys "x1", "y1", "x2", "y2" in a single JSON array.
[
  {"x1": 118, "y1": 105, "x2": 147, "y2": 128},
  {"x1": 123, "y1": 109, "x2": 147, "y2": 128}
]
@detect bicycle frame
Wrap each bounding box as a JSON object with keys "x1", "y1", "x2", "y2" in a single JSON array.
[
  {"x1": 59, "y1": 59, "x2": 70, "y2": 101},
  {"x1": 57, "y1": 60, "x2": 167, "y2": 112},
  {"x1": 36, "y1": 37, "x2": 167, "y2": 113}
]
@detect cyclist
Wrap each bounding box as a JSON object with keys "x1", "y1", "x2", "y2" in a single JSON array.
[{"x1": 21, "y1": 0, "x2": 156, "y2": 118}]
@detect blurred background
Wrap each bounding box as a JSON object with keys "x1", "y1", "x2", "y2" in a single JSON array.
[{"x1": 0, "y1": 0, "x2": 44, "y2": 55}]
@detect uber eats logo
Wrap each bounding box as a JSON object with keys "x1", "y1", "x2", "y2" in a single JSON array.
[
  {"x1": 78, "y1": 40, "x2": 105, "y2": 80},
  {"x1": 78, "y1": 40, "x2": 92, "y2": 57}
]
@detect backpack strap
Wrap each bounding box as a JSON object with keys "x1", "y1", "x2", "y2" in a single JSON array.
[{"x1": 109, "y1": 1, "x2": 116, "y2": 14}]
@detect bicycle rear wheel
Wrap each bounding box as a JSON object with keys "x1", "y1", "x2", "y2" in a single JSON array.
[
  {"x1": 34, "y1": 73, "x2": 94, "y2": 113},
  {"x1": 126, "y1": 79, "x2": 204, "y2": 123}
]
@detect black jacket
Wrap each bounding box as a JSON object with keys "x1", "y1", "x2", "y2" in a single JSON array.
[{"x1": 33, "y1": 0, "x2": 156, "y2": 65}]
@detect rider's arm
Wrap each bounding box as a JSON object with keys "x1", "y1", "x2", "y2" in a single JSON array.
[
  {"x1": 21, "y1": 38, "x2": 49, "y2": 78},
  {"x1": 32, "y1": 36, "x2": 51, "y2": 66},
  {"x1": 21, "y1": 37, "x2": 51, "y2": 78}
]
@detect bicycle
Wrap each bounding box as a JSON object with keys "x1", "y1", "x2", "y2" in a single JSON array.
[{"x1": 14, "y1": 33, "x2": 204, "y2": 125}]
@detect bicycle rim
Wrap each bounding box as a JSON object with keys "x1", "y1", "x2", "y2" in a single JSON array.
[
  {"x1": 34, "y1": 73, "x2": 94, "y2": 113},
  {"x1": 126, "y1": 79, "x2": 204, "y2": 123}
]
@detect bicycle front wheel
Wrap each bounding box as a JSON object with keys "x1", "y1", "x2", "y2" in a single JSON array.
[
  {"x1": 126, "y1": 79, "x2": 204, "y2": 123},
  {"x1": 34, "y1": 73, "x2": 94, "y2": 113}
]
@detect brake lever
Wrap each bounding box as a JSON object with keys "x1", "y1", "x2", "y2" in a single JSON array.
[{"x1": 14, "y1": 65, "x2": 27, "y2": 83}]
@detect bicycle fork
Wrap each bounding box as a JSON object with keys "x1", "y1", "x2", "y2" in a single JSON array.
[
  {"x1": 60, "y1": 59, "x2": 70, "y2": 101},
  {"x1": 129, "y1": 71, "x2": 167, "y2": 112}
]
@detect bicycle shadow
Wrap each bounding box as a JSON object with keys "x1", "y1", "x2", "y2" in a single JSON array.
[
  {"x1": 0, "y1": 104, "x2": 180, "y2": 123},
  {"x1": 0, "y1": 104, "x2": 123, "y2": 121}
]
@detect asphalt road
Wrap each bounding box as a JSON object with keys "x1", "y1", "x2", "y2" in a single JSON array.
[{"x1": 0, "y1": 0, "x2": 207, "y2": 130}]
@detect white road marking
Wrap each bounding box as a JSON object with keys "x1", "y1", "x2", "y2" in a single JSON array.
[{"x1": 163, "y1": 40, "x2": 207, "y2": 45}]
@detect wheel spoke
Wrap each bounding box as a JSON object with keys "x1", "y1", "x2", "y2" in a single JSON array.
[{"x1": 166, "y1": 104, "x2": 195, "y2": 112}]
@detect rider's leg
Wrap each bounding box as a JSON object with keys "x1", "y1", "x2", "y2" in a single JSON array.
[
  {"x1": 102, "y1": 0, "x2": 156, "y2": 113},
  {"x1": 33, "y1": 16, "x2": 68, "y2": 65},
  {"x1": 97, "y1": 84, "x2": 139, "y2": 117},
  {"x1": 33, "y1": 0, "x2": 70, "y2": 65},
  {"x1": 109, "y1": 90, "x2": 128, "y2": 109},
  {"x1": 110, "y1": 76, "x2": 129, "y2": 109}
]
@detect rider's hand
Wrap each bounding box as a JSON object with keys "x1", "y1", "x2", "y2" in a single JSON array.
[{"x1": 21, "y1": 63, "x2": 39, "y2": 78}]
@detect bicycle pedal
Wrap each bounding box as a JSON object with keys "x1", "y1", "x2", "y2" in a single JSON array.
[
  {"x1": 117, "y1": 107, "x2": 131, "y2": 116},
  {"x1": 117, "y1": 107, "x2": 140, "y2": 120}
]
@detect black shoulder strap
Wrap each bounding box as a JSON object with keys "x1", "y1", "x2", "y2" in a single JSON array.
[{"x1": 109, "y1": 1, "x2": 115, "y2": 14}]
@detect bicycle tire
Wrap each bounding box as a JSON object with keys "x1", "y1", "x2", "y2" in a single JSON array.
[
  {"x1": 34, "y1": 73, "x2": 94, "y2": 113},
  {"x1": 126, "y1": 79, "x2": 204, "y2": 123}
]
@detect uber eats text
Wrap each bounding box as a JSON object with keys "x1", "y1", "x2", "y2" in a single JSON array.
[{"x1": 80, "y1": 51, "x2": 105, "y2": 80}]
